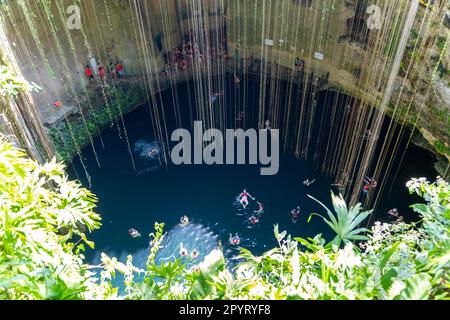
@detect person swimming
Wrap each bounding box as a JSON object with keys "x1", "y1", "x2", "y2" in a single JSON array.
[
  {"x1": 191, "y1": 249, "x2": 200, "y2": 259},
  {"x1": 236, "y1": 111, "x2": 245, "y2": 121},
  {"x1": 229, "y1": 233, "x2": 241, "y2": 246},
  {"x1": 289, "y1": 206, "x2": 300, "y2": 224},
  {"x1": 362, "y1": 177, "x2": 377, "y2": 194},
  {"x1": 303, "y1": 179, "x2": 316, "y2": 186},
  {"x1": 249, "y1": 215, "x2": 260, "y2": 226},
  {"x1": 148, "y1": 148, "x2": 159, "y2": 158},
  {"x1": 387, "y1": 208, "x2": 399, "y2": 218},
  {"x1": 179, "y1": 243, "x2": 188, "y2": 257},
  {"x1": 134, "y1": 139, "x2": 161, "y2": 162},
  {"x1": 180, "y1": 215, "x2": 190, "y2": 226},
  {"x1": 210, "y1": 91, "x2": 223, "y2": 103},
  {"x1": 239, "y1": 189, "x2": 255, "y2": 209},
  {"x1": 294, "y1": 57, "x2": 305, "y2": 71},
  {"x1": 128, "y1": 228, "x2": 142, "y2": 238},
  {"x1": 254, "y1": 201, "x2": 264, "y2": 215},
  {"x1": 234, "y1": 73, "x2": 240, "y2": 84}
]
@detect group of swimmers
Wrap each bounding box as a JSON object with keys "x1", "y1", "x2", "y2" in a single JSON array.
[
  {"x1": 177, "y1": 214, "x2": 265, "y2": 259},
  {"x1": 237, "y1": 189, "x2": 265, "y2": 227},
  {"x1": 331, "y1": 175, "x2": 378, "y2": 196},
  {"x1": 179, "y1": 242, "x2": 200, "y2": 259},
  {"x1": 227, "y1": 189, "x2": 266, "y2": 246},
  {"x1": 179, "y1": 216, "x2": 201, "y2": 259}
]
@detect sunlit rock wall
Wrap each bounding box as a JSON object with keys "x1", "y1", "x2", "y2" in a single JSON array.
[{"x1": 0, "y1": 0, "x2": 448, "y2": 173}]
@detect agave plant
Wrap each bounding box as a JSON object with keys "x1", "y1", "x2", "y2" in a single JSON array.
[{"x1": 307, "y1": 192, "x2": 372, "y2": 247}]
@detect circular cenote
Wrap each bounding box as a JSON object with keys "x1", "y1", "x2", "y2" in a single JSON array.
[{"x1": 67, "y1": 76, "x2": 438, "y2": 275}]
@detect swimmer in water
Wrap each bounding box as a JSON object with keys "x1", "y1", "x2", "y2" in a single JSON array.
[
  {"x1": 128, "y1": 228, "x2": 142, "y2": 238},
  {"x1": 180, "y1": 215, "x2": 190, "y2": 226},
  {"x1": 236, "y1": 111, "x2": 245, "y2": 121},
  {"x1": 387, "y1": 208, "x2": 399, "y2": 218},
  {"x1": 239, "y1": 189, "x2": 255, "y2": 209},
  {"x1": 210, "y1": 91, "x2": 222, "y2": 103},
  {"x1": 303, "y1": 179, "x2": 316, "y2": 187},
  {"x1": 289, "y1": 206, "x2": 300, "y2": 224},
  {"x1": 249, "y1": 215, "x2": 260, "y2": 225},
  {"x1": 229, "y1": 233, "x2": 241, "y2": 246},
  {"x1": 234, "y1": 73, "x2": 240, "y2": 85},
  {"x1": 191, "y1": 249, "x2": 200, "y2": 259},
  {"x1": 362, "y1": 177, "x2": 377, "y2": 194},
  {"x1": 148, "y1": 148, "x2": 159, "y2": 158},
  {"x1": 254, "y1": 201, "x2": 264, "y2": 215},
  {"x1": 179, "y1": 243, "x2": 188, "y2": 257}
]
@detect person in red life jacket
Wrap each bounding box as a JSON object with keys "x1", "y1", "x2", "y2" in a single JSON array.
[
  {"x1": 229, "y1": 233, "x2": 241, "y2": 246},
  {"x1": 249, "y1": 215, "x2": 260, "y2": 225},
  {"x1": 238, "y1": 189, "x2": 255, "y2": 209},
  {"x1": 116, "y1": 62, "x2": 124, "y2": 79},
  {"x1": 363, "y1": 184, "x2": 370, "y2": 194},
  {"x1": 84, "y1": 65, "x2": 94, "y2": 81},
  {"x1": 53, "y1": 101, "x2": 62, "y2": 108},
  {"x1": 180, "y1": 60, "x2": 188, "y2": 71},
  {"x1": 98, "y1": 65, "x2": 106, "y2": 84},
  {"x1": 175, "y1": 49, "x2": 181, "y2": 60},
  {"x1": 362, "y1": 177, "x2": 377, "y2": 194}
]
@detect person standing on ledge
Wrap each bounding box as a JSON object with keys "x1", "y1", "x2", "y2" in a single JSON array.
[
  {"x1": 98, "y1": 64, "x2": 107, "y2": 85},
  {"x1": 116, "y1": 62, "x2": 125, "y2": 79},
  {"x1": 84, "y1": 65, "x2": 94, "y2": 82},
  {"x1": 109, "y1": 62, "x2": 117, "y2": 80},
  {"x1": 89, "y1": 56, "x2": 98, "y2": 75}
]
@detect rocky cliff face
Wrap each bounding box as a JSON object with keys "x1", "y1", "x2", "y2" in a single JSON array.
[{"x1": 0, "y1": 0, "x2": 448, "y2": 177}]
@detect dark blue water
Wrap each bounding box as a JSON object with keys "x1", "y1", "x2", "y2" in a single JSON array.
[{"x1": 68, "y1": 77, "x2": 438, "y2": 269}]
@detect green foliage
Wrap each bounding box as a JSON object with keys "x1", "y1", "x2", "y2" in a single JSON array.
[
  {"x1": 436, "y1": 36, "x2": 447, "y2": 50},
  {"x1": 0, "y1": 137, "x2": 105, "y2": 299},
  {"x1": 434, "y1": 140, "x2": 450, "y2": 156},
  {"x1": 307, "y1": 192, "x2": 371, "y2": 247},
  {"x1": 0, "y1": 64, "x2": 40, "y2": 98}
]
